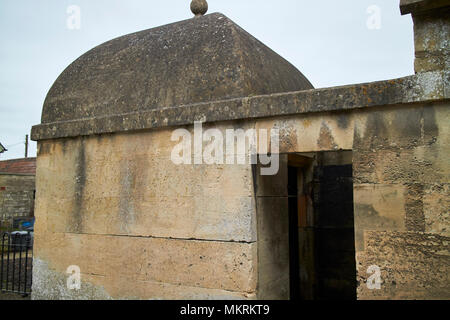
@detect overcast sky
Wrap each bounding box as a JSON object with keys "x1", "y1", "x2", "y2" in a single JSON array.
[{"x1": 0, "y1": 0, "x2": 414, "y2": 160}]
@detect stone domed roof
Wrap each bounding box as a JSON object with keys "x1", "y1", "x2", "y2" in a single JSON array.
[{"x1": 41, "y1": 13, "x2": 313, "y2": 124}]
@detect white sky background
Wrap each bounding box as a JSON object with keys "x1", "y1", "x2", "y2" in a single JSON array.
[{"x1": 0, "y1": 0, "x2": 414, "y2": 160}]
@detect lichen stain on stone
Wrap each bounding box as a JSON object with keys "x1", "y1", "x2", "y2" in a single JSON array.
[
  {"x1": 37, "y1": 141, "x2": 52, "y2": 156},
  {"x1": 420, "y1": 106, "x2": 439, "y2": 144},
  {"x1": 303, "y1": 119, "x2": 312, "y2": 128},
  {"x1": 355, "y1": 203, "x2": 400, "y2": 229},
  {"x1": 354, "y1": 203, "x2": 402, "y2": 252},
  {"x1": 393, "y1": 106, "x2": 439, "y2": 144},
  {"x1": 317, "y1": 122, "x2": 338, "y2": 150},
  {"x1": 279, "y1": 122, "x2": 298, "y2": 152},
  {"x1": 337, "y1": 114, "x2": 350, "y2": 129},
  {"x1": 71, "y1": 138, "x2": 86, "y2": 233},
  {"x1": 118, "y1": 157, "x2": 149, "y2": 234},
  {"x1": 118, "y1": 160, "x2": 136, "y2": 234},
  {"x1": 61, "y1": 139, "x2": 69, "y2": 154},
  {"x1": 358, "y1": 112, "x2": 388, "y2": 149},
  {"x1": 404, "y1": 183, "x2": 426, "y2": 232}
]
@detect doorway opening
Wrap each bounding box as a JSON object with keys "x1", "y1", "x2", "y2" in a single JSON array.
[
  {"x1": 288, "y1": 151, "x2": 356, "y2": 300},
  {"x1": 255, "y1": 150, "x2": 356, "y2": 300}
]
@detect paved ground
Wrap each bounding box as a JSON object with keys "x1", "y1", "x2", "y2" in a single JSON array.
[{"x1": 0, "y1": 292, "x2": 31, "y2": 300}]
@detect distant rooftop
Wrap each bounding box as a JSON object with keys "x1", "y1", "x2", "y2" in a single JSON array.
[
  {"x1": 0, "y1": 143, "x2": 6, "y2": 154},
  {"x1": 0, "y1": 158, "x2": 36, "y2": 175}
]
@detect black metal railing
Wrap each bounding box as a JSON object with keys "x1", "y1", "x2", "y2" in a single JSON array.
[{"x1": 0, "y1": 232, "x2": 33, "y2": 296}]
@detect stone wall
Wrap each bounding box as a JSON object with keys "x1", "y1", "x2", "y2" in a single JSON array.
[
  {"x1": 32, "y1": 123, "x2": 259, "y2": 300},
  {"x1": 353, "y1": 101, "x2": 450, "y2": 299},
  {"x1": 28, "y1": 0, "x2": 450, "y2": 301},
  {"x1": 0, "y1": 174, "x2": 35, "y2": 229},
  {"x1": 256, "y1": 103, "x2": 449, "y2": 299},
  {"x1": 400, "y1": 0, "x2": 450, "y2": 73},
  {"x1": 31, "y1": 99, "x2": 449, "y2": 300}
]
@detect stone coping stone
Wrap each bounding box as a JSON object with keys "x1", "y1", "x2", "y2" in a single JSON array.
[
  {"x1": 400, "y1": 0, "x2": 450, "y2": 15},
  {"x1": 31, "y1": 71, "x2": 449, "y2": 141}
]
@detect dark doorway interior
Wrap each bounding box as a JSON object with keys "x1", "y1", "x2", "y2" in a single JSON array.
[
  {"x1": 288, "y1": 151, "x2": 356, "y2": 300},
  {"x1": 288, "y1": 165, "x2": 299, "y2": 300}
]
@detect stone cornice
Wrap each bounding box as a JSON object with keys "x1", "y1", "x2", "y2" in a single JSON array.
[
  {"x1": 31, "y1": 71, "x2": 449, "y2": 141},
  {"x1": 400, "y1": 0, "x2": 450, "y2": 15}
]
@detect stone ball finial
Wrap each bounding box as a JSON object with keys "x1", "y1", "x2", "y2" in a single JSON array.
[{"x1": 191, "y1": 0, "x2": 208, "y2": 17}]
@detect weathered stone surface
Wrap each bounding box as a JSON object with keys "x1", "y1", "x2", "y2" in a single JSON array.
[
  {"x1": 32, "y1": 258, "x2": 112, "y2": 300},
  {"x1": 254, "y1": 156, "x2": 288, "y2": 197},
  {"x1": 255, "y1": 113, "x2": 355, "y2": 154},
  {"x1": 354, "y1": 184, "x2": 406, "y2": 251},
  {"x1": 0, "y1": 174, "x2": 35, "y2": 224},
  {"x1": 412, "y1": 7, "x2": 450, "y2": 72},
  {"x1": 33, "y1": 98, "x2": 450, "y2": 300},
  {"x1": 33, "y1": 233, "x2": 257, "y2": 297},
  {"x1": 357, "y1": 231, "x2": 450, "y2": 300},
  {"x1": 423, "y1": 183, "x2": 450, "y2": 236},
  {"x1": 36, "y1": 129, "x2": 257, "y2": 242},
  {"x1": 404, "y1": 183, "x2": 426, "y2": 232},
  {"x1": 40, "y1": 13, "x2": 312, "y2": 125},
  {"x1": 191, "y1": 0, "x2": 208, "y2": 17},
  {"x1": 353, "y1": 146, "x2": 449, "y2": 185},
  {"x1": 353, "y1": 103, "x2": 445, "y2": 151},
  {"x1": 400, "y1": 0, "x2": 450, "y2": 15},
  {"x1": 352, "y1": 102, "x2": 449, "y2": 254},
  {"x1": 31, "y1": 71, "x2": 449, "y2": 141},
  {"x1": 33, "y1": 258, "x2": 256, "y2": 300},
  {"x1": 352, "y1": 102, "x2": 449, "y2": 188}
]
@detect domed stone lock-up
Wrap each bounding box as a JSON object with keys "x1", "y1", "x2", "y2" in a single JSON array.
[{"x1": 30, "y1": 0, "x2": 450, "y2": 300}]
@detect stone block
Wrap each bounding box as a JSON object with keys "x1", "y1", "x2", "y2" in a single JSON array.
[
  {"x1": 356, "y1": 231, "x2": 450, "y2": 300},
  {"x1": 354, "y1": 184, "x2": 406, "y2": 251},
  {"x1": 423, "y1": 183, "x2": 450, "y2": 236},
  {"x1": 34, "y1": 233, "x2": 258, "y2": 295}
]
